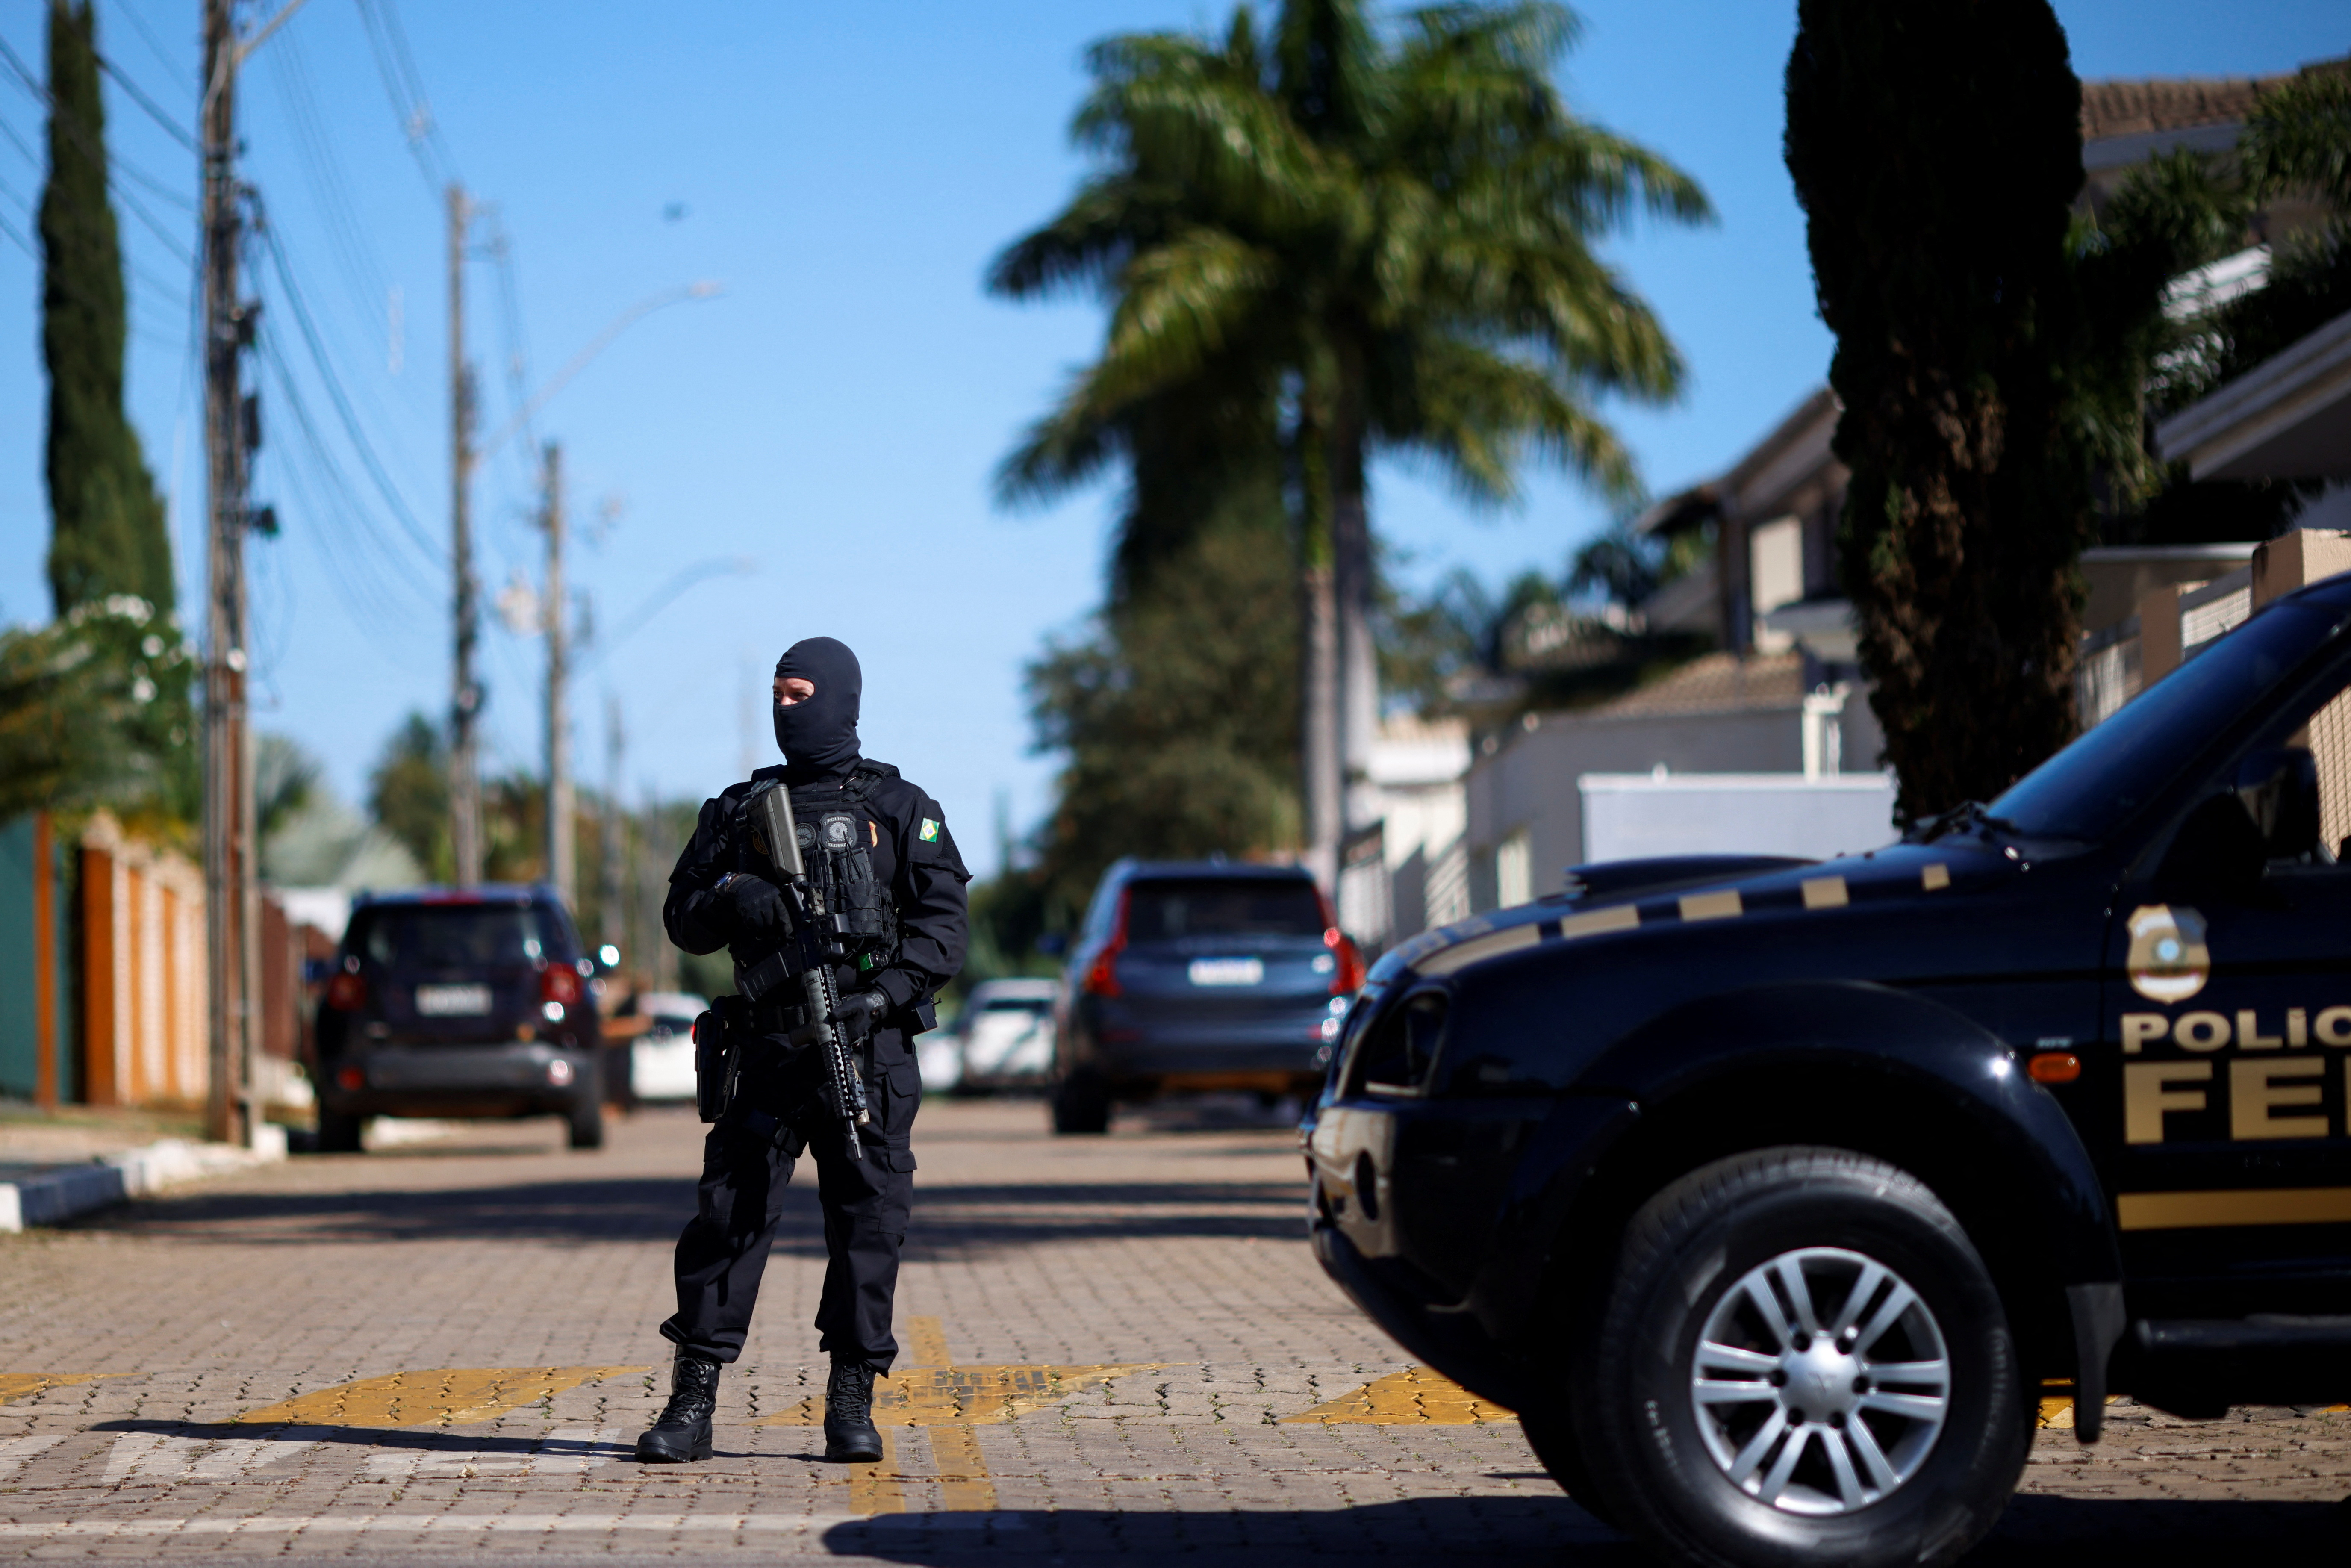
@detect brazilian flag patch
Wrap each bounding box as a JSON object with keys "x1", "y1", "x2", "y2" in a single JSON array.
[{"x1": 919, "y1": 818, "x2": 941, "y2": 842}]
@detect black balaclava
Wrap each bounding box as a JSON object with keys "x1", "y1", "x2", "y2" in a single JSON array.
[{"x1": 772, "y1": 636, "x2": 863, "y2": 779}]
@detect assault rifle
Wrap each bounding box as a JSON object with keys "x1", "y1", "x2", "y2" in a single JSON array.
[{"x1": 741, "y1": 781, "x2": 872, "y2": 1161}]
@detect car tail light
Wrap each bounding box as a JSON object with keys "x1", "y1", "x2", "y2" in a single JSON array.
[
  {"x1": 324, "y1": 972, "x2": 367, "y2": 1011},
  {"x1": 1082, "y1": 891, "x2": 1130, "y2": 998},
  {"x1": 541, "y1": 964, "x2": 583, "y2": 1008},
  {"x1": 1315, "y1": 891, "x2": 1366, "y2": 994}
]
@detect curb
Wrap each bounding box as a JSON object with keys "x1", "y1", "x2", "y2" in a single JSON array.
[{"x1": 0, "y1": 1126, "x2": 288, "y2": 1234}]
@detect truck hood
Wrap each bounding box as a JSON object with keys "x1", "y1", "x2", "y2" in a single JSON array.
[{"x1": 1375, "y1": 840, "x2": 2012, "y2": 986}]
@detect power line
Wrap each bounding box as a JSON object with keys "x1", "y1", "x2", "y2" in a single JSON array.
[
  {"x1": 353, "y1": 0, "x2": 457, "y2": 194},
  {"x1": 0, "y1": 72, "x2": 197, "y2": 269},
  {"x1": 94, "y1": 47, "x2": 199, "y2": 154},
  {"x1": 253, "y1": 198, "x2": 444, "y2": 564}
]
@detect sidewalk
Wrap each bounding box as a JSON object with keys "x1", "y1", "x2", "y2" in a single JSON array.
[{"x1": 0, "y1": 1105, "x2": 287, "y2": 1232}]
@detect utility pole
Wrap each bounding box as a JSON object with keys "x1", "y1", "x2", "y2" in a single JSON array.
[
  {"x1": 600, "y1": 690, "x2": 625, "y2": 954},
  {"x1": 448, "y1": 184, "x2": 482, "y2": 884},
  {"x1": 540, "y1": 440, "x2": 572, "y2": 905},
  {"x1": 201, "y1": 0, "x2": 259, "y2": 1148}
]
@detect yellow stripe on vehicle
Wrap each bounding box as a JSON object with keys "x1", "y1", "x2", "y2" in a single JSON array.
[
  {"x1": 1416, "y1": 923, "x2": 1542, "y2": 976},
  {"x1": 1678, "y1": 890, "x2": 1742, "y2": 922},
  {"x1": 1801, "y1": 876, "x2": 1849, "y2": 910},
  {"x1": 2117, "y1": 1187, "x2": 2351, "y2": 1231},
  {"x1": 1558, "y1": 905, "x2": 1639, "y2": 939}
]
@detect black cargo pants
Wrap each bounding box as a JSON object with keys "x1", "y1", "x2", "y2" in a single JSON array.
[{"x1": 660, "y1": 1028, "x2": 921, "y2": 1371}]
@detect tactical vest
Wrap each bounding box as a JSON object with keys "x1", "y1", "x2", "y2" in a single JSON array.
[{"x1": 786, "y1": 766, "x2": 895, "y2": 958}]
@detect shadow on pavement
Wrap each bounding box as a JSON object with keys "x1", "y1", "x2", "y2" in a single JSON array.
[
  {"x1": 825, "y1": 1496, "x2": 1629, "y2": 1565},
  {"x1": 819, "y1": 1494, "x2": 2345, "y2": 1566},
  {"x1": 63, "y1": 1174, "x2": 1307, "y2": 1251}
]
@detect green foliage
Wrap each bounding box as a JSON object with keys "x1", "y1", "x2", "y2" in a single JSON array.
[
  {"x1": 40, "y1": 0, "x2": 172, "y2": 620},
  {"x1": 2244, "y1": 68, "x2": 2351, "y2": 214},
  {"x1": 0, "y1": 595, "x2": 195, "y2": 826},
  {"x1": 367, "y1": 713, "x2": 452, "y2": 882},
  {"x1": 1787, "y1": 0, "x2": 2095, "y2": 823},
  {"x1": 2072, "y1": 70, "x2": 2351, "y2": 547},
  {"x1": 1024, "y1": 503, "x2": 1302, "y2": 917},
  {"x1": 993, "y1": 0, "x2": 1709, "y2": 521}
]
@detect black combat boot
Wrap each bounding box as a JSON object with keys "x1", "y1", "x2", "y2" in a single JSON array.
[
  {"x1": 823, "y1": 1357, "x2": 884, "y2": 1463},
  {"x1": 635, "y1": 1351, "x2": 721, "y2": 1463}
]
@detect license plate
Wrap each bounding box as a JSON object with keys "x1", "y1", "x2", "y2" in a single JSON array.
[
  {"x1": 414, "y1": 984, "x2": 492, "y2": 1017},
  {"x1": 1188, "y1": 957, "x2": 1265, "y2": 987}
]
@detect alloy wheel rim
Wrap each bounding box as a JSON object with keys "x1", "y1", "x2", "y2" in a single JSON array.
[{"x1": 1688, "y1": 1246, "x2": 1952, "y2": 1517}]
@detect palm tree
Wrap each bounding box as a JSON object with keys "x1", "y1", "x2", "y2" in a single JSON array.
[{"x1": 992, "y1": 0, "x2": 1709, "y2": 881}]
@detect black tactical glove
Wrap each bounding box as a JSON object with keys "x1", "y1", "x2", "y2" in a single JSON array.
[
  {"x1": 829, "y1": 988, "x2": 888, "y2": 1039},
  {"x1": 719, "y1": 873, "x2": 786, "y2": 937}
]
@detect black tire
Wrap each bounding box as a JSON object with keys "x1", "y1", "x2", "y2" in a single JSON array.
[
  {"x1": 315, "y1": 1108, "x2": 365, "y2": 1154},
  {"x1": 567, "y1": 1096, "x2": 606, "y2": 1150},
  {"x1": 1571, "y1": 1146, "x2": 2030, "y2": 1568},
  {"x1": 1518, "y1": 1406, "x2": 1617, "y2": 1527},
  {"x1": 1051, "y1": 1072, "x2": 1112, "y2": 1135}
]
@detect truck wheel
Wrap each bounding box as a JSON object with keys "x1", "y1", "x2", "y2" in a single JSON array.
[
  {"x1": 1572, "y1": 1146, "x2": 2029, "y2": 1568},
  {"x1": 1517, "y1": 1406, "x2": 1616, "y2": 1526},
  {"x1": 567, "y1": 1096, "x2": 605, "y2": 1150},
  {"x1": 1051, "y1": 1073, "x2": 1112, "y2": 1135},
  {"x1": 315, "y1": 1109, "x2": 365, "y2": 1154}
]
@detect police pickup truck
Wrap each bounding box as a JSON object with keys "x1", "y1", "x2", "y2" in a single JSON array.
[{"x1": 1305, "y1": 572, "x2": 2351, "y2": 1568}]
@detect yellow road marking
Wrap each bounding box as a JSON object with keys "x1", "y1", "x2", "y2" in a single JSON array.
[
  {"x1": 903, "y1": 1315, "x2": 952, "y2": 1371},
  {"x1": 759, "y1": 1363, "x2": 1161, "y2": 1427},
  {"x1": 813, "y1": 1317, "x2": 1028, "y2": 1514},
  {"x1": 1281, "y1": 1366, "x2": 1514, "y2": 1425},
  {"x1": 848, "y1": 1429, "x2": 904, "y2": 1515},
  {"x1": 233, "y1": 1366, "x2": 646, "y2": 1427},
  {"x1": 929, "y1": 1424, "x2": 994, "y2": 1512},
  {"x1": 0, "y1": 1373, "x2": 119, "y2": 1405}
]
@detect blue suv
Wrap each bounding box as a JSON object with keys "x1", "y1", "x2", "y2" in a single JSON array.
[{"x1": 1051, "y1": 860, "x2": 1362, "y2": 1133}]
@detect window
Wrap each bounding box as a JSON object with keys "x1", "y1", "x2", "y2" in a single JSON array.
[
  {"x1": 1349, "y1": 993, "x2": 1448, "y2": 1096},
  {"x1": 356, "y1": 905, "x2": 548, "y2": 971},
  {"x1": 1123, "y1": 879, "x2": 1325, "y2": 942},
  {"x1": 1496, "y1": 830, "x2": 1533, "y2": 909}
]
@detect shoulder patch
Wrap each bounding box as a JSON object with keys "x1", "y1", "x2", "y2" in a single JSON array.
[{"x1": 919, "y1": 818, "x2": 940, "y2": 842}]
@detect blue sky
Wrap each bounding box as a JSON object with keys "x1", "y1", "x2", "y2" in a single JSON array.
[{"x1": 0, "y1": 0, "x2": 2342, "y2": 877}]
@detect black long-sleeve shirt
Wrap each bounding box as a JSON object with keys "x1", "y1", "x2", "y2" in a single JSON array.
[{"x1": 663, "y1": 760, "x2": 970, "y2": 1039}]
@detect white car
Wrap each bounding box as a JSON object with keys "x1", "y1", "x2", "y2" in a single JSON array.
[
  {"x1": 629, "y1": 991, "x2": 710, "y2": 1104},
  {"x1": 951, "y1": 978, "x2": 1060, "y2": 1093}
]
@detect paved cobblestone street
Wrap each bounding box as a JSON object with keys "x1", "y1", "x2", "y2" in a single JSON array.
[{"x1": 0, "y1": 1099, "x2": 2345, "y2": 1564}]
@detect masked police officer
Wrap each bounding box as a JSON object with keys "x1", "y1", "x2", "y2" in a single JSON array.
[{"x1": 636, "y1": 635, "x2": 969, "y2": 1465}]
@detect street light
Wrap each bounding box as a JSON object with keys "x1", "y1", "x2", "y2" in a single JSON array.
[{"x1": 480, "y1": 281, "x2": 725, "y2": 463}]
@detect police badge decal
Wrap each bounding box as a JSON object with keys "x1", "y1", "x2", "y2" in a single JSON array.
[{"x1": 2125, "y1": 904, "x2": 2210, "y2": 1003}]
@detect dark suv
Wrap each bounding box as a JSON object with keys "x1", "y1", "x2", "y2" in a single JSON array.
[
  {"x1": 313, "y1": 885, "x2": 606, "y2": 1151},
  {"x1": 1052, "y1": 859, "x2": 1363, "y2": 1132}
]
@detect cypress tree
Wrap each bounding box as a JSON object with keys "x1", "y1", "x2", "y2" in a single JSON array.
[
  {"x1": 41, "y1": 0, "x2": 173, "y2": 619},
  {"x1": 1786, "y1": 0, "x2": 2091, "y2": 821}
]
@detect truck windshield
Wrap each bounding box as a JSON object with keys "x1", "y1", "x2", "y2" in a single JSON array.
[{"x1": 1990, "y1": 602, "x2": 2340, "y2": 842}]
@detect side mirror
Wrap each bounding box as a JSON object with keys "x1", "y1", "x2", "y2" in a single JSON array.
[
  {"x1": 2235, "y1": 746, "x2": 2321, "y2": 861},
  {"x1": 1036, "y1": 932, "x2": 1069, "y2": 958}
]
